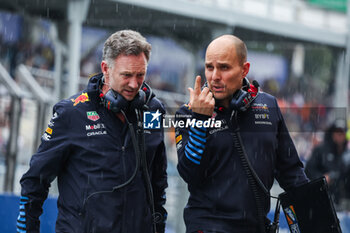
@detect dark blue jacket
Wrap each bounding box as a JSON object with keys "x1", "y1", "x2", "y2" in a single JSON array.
[
  {"x1": 17, "y1": 73, "x2": 167, "y2": 233},
  {"x1": 305, "y1": 123, "x2": 349, "y2": 204},
  {"x1": 175, "y1": 92, "x2": 308, "y2": 233}
]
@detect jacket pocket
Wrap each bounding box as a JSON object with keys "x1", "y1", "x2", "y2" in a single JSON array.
[{"x1": 81, "y1": 188, "x2": 123, "y2": 233}]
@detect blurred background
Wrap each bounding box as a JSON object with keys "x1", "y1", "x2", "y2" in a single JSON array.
[{"x1": 0, "y1": 0, "x2": 350, "y2": 232}]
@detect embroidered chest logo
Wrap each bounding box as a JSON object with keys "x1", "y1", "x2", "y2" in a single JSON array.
[
  {"x1": 209, "y1": 119, "x2": 228, "y2": 134},
  {"x1": 252, "y1": 103, "x2": 272, "y2": 126},
  {"x1": 87, "y1": 111, "x2": 100, "y2": 121},
  {"x1": 254, "y1": 114, "x2": 272, "y2": 125},
  {"x1": 71, "y1": 93, "x2": 90, "y2": 106},
  {"x1": 251, "y1": 103, "x2": 269, "y2": 112},
  {"x1": 85, "y1": 123, "x2": 107, "y2": 136},
  {"x1": 255, "y1": 113, "x2": 269, "y2": 120}
]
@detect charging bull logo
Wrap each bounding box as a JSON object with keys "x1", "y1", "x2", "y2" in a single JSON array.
[{"x1": 71, "y1": 93, "x2": 90, "y2": 106}]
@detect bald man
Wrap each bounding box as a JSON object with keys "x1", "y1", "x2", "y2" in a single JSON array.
[{"x1": 175, "y1": 35, "x2": 308, "y2": 233}]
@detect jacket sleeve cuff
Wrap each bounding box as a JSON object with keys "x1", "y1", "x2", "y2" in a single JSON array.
[
  {"x1": 17, "y1": 196, "x2": 41, "y2": 232},
  {"x1": 192, "y1": 112, "x2": 211, "y2": 121},
  {"x1": 156, "y1": 223, "x2": 165, "y2": 233},
  {"x1": 155, "y1": 210, "x2": 167, "y2": 233}
]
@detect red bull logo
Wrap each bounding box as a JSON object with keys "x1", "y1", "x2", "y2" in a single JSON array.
[{"x1": 71, "y1": 93, "x2": 90, "y2": 106}]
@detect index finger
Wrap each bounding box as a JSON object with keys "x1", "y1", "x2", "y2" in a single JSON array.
[
  {"x1": 193, "y1": 75, "x2": 202, "y2": 95},
  {"x1": 188, "y1": 87, "x2": 194, "y2": 106}
]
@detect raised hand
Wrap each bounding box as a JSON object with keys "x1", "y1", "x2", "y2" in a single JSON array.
[{"x1": 188, "y1": 76, "x2": 215, "y2": 116}]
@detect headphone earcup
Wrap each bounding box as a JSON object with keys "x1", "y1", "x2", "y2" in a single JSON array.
[
  {"x1": 230, "y1": 79, "x2": 260, "y2": 112},
  {"x1": 103, "y1": 89, "x2": 129, "y2": 112},
  {"x1": 102, "y1": 89, "x2": 146, "y2": 112},
  {"x1": 129, "y1": 90, "x2": 146, "y2": 110},
  {"x1": 230, "y1": 89, "x2": 249, "y2": 112}
]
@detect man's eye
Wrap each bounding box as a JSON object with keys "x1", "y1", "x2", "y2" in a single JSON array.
[
  {"x1": 206, "y1": 65, "x2": 213, "y2": 70},
  {"x1": 123, "y1": 73, "x2": 132, "y2": 77},
  {"x1": 220, "y1": 65, "x2": 229, "y2": 70},
  {"x1": 137, "y1": 73, "x2": 145, "y2": 78}
]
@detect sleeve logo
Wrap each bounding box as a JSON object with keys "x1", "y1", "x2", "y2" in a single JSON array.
[{"x1": 45, "y1": 127, "x2": 53, "y2": 134}]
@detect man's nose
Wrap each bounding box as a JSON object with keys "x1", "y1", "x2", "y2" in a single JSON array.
[
  {"x1": 212, "y1": 68, "x2": 221, "y2": 81},
  {"x1": 128, "y1": 77, "x2": 139, "y2": 89}
]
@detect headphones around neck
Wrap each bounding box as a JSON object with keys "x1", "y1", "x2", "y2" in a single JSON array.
[
  {"x1": 230, "y1": 78, "x2": 259, "y2": 112},
  {"x1": 204, "y1": 77, "x2": 260, "y2": 112},
  {"x1": 102, "y1": 88, "x2": 146, "y2": 113},
  {"x1": 99, "y1": 75, "x2": 147, "y2": 113}
]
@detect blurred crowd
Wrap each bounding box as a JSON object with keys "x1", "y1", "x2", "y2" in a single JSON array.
[
  {"x1": 305, "y1": 119, "x2": 350, "y2": 211},
  {"x1": 0, "y1": 35, "x2": 54, "y2": 77},
  {"x1": 261, "y1": 77, "x2": 350, "y2": 210}
]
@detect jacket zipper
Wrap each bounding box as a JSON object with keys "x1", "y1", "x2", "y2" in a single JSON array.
[{"x1": 121, "y1": 144, "x2": 127, "y2": 233}]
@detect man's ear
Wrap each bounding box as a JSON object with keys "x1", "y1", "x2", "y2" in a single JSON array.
[
  {"x1": 242, "y1": 61, "x2": 250, "y2": 78},
  {"x1": 101, "y1": 60, "x2": 109, "y2": 83}
]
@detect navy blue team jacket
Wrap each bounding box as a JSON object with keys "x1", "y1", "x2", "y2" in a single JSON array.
[
  {"x1": 17, "y1": 73, "x2": 167, "y2": 233},
  {"x1": 175, "y1": 92, "x2": 308, "y2": 233}
]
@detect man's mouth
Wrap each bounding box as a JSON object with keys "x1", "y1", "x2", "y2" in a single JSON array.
[
  {"x1": 211, "y1": 85, "x2": 225, "y2": 92},
  {"x1": 123, "y1": 89, "x2": 138, "y2": 99},
  {"x1": 124, "y1": 89, "x2": 137, "y2": 95}
]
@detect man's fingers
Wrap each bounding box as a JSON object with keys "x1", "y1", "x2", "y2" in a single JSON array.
[
  {"x1": 200, "y1": 87, "x2": 210, "y2": 96},
  {"x1": 209, "y1": 96, "x2": 215, "y2": 106},
  {"x1": 188, "y1": 87, "x2": 194, "y2": 105},
  {"x1": 205, "y1": 91, "x2": 213, "y2": 102},
  {"x1": 193, "y1": 75, "x2": 202, "y2": 95},
  {"x1": 189, "y1": 77, "x2": 214, "y2": 116},
  {"x1": 205, "y1": 91, "x2": 215, "y2": 110}
]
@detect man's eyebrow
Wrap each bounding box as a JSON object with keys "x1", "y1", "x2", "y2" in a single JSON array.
[
  {"x1": 205, "y1": 61, "x2": 230, "y2": 66},
  {"x1": 120, "y1": 71, "x2": 146, "y2": 75},
  {"x1": 218, "y1": 62, "x2": 230, "y2": 66}
]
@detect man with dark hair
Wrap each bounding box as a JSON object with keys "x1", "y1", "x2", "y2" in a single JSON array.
[
  {"x1": 175, "y1": 35, "x2": 308, "y2": 233},
  {"x1": 306, "y1": 119, "x2": 350, "y2": 210},
  {"x1": 17, "y1": 30, "x2": 167, "y2": 233}
]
